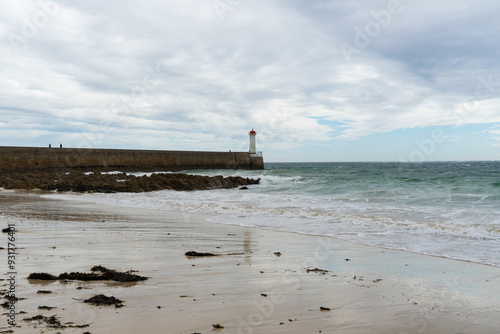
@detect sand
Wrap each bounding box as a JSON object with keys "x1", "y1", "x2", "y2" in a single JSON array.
[{"x1": 0, "y1": 190, "x2": 499, "y2": 333}]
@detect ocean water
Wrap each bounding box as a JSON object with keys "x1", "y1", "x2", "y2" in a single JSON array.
[{"x1": 46, "y1": 162, "x2": 500, "y2": 267}]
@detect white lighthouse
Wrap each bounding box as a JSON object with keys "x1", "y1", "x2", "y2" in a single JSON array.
[{"x1": 249, "y1": 129, "x2": 257, "y2": 154}]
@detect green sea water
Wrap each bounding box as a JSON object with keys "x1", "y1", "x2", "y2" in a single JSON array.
[{"x1": 47, "y1": 161, "x2": 500, "y2": 267}]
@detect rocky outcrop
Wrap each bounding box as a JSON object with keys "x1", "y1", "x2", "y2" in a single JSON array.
[{"x1": 0, "y1": 171, "x2": 260, "y2": 193}]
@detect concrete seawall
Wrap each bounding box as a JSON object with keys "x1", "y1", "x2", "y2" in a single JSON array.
[{"x1": 0, "y1": 147, "x2": 264, "y2": 172}]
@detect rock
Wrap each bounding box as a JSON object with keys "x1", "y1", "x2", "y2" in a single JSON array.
[
  {"x1": 0, "y1": 171, "x2": 260, "y2": 193},
  {"x1": 320, "y1": 307, "x2": 331, "y2": 311}
]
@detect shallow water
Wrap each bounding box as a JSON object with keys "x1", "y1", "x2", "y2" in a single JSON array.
[{"x1": 45, "y1": 161, "x2": 500, "y2": 267}]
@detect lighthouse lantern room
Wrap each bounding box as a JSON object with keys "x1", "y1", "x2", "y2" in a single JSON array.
[{"x1": 249, "y1": 129, "x2": 257, "y2": 154}]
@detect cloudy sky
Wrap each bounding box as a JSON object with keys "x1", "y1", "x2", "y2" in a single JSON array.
[{"x1": 1, "y1": 0, "x2": 500, "y2": 162}]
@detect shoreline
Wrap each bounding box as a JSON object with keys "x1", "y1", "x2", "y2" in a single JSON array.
[
  {"x1": 207, "y1": 217, "x2": 500, "y2": 270},
  {"x1": 42, "y1": 188, "x2": 500, "y2": 269},
  {"x1": 1, "y1": 191, "x2": 499, "y2": 333}
]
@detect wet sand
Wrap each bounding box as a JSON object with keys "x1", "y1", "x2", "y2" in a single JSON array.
[{"x1": 1, "y1": 190, "x2": 499, "y2": 333}]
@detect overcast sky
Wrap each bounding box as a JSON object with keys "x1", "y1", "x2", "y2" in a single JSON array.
[{"x1": 1, "y1": 0, "x2": 500, "y2": 162}]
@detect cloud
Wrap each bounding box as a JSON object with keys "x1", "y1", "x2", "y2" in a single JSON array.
[{"x1": 0, "y1": 0, "x2": 500, "y2": 160}]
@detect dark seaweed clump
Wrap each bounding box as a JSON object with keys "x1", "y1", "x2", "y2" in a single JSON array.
[
  {"x1": 185, "y1": 251, "x2": 218, "y2": 257},
  {"x1": 28, "y1": 266, "x2": 147, "y2": 283},
  {"x1": 83, "y1": 294, "x2": 124, "y2": 307},
  {"x1": 28, "y1": 273, "x2": 58, "y2": 280},
  {"x1": 23, "y1": 314, "x2": 89, "y2": 329}
]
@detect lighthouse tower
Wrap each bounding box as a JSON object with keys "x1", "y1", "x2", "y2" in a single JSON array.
[{"x1": 249, "y1": 129, "x2": 257, "y2": 154}]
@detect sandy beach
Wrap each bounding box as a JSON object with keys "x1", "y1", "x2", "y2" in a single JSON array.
[{"x1": 1, "y1": 190, "x2": 499, "y2": 333}]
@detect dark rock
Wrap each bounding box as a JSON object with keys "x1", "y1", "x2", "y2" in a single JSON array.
[
  {"x1": 320, "y1": 307, "x2": 331, "y2": 311},
  {"x1": 0, "y1": 171, "x2": 260, "y2": 193}
]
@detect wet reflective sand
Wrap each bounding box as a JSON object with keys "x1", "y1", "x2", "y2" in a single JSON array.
[{"x1": 1, "y1": 190, "x2": 499, "y2": 333}]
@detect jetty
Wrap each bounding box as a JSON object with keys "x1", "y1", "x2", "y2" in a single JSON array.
[
  {"x1": 0, "y1": 147, "x2": 264, "y2": 172},
  {"x1": 0, "y1": 130, "x2": 264, "y2": 172}
]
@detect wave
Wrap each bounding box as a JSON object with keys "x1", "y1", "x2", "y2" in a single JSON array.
[{"x1": 41, "y1": 161, "x2": 500, "y2": 267}]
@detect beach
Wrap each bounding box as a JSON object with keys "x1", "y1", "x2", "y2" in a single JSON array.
[{"x1": 1, "y1": 190, "x2": 499, "y2": 333}]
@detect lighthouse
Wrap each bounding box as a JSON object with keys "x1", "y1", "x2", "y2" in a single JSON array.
[{"x1": 249, "y1": 129, "x2": 257, "y2": 154}]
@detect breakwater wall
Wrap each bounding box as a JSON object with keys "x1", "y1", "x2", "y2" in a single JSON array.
[{"x1": 0, "y1": 147, "x2": 264, "y2": 172}]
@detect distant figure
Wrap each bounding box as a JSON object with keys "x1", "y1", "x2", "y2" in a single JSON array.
[
  {"x1": 49, "y1": 144, "x2": 51, "y2": 148},
  {"x1": 60, "y1": 143, "x2": 62, "y2": 148}
]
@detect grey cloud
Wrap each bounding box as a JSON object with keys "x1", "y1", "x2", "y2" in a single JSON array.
[{"x1": 0, "y1": 0, "x2": 499, "y2": 152}]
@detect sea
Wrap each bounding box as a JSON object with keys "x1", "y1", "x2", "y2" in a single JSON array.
[{"x1": 47, "y1": 162, "x2": 500, "y2": 267}]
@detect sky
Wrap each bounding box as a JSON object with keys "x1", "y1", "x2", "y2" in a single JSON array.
[{"x1": 1, "y1": 0, "x2": 500, "y2": 162}]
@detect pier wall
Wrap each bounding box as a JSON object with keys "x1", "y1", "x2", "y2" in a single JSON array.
[{"x1": 0, "y1": 147, "x2": 264, "y2": 172}]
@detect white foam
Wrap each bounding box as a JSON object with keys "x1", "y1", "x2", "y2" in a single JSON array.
[{"x1": 42, "y1": 170, "x2": 500, "y2": 267}]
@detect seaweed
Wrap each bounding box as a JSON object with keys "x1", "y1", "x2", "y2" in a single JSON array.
[
  {"x1": 185, "y1": 251, "x2": 218, "y2": 257},
  {"x1": 28, "y1": 266, "x2": 147, "y2": 283},
  {"x1": 83, "y1": 294, "x2": 123, "y2": 307}
]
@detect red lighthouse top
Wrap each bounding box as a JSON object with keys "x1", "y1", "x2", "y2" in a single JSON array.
[{"x1": 249, "y1": 129, "x2": 256, "y2": 135}]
